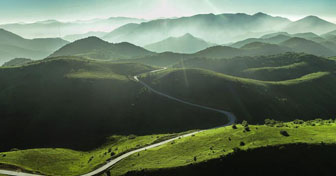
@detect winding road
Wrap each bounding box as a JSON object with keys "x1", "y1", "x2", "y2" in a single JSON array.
[{"x1": 0, "y1": 68, "x2": 236, "y2": 176}]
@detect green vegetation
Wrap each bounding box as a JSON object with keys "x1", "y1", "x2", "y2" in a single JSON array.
[
  {"x1": 1, "y1": 58, "x2": 33, "y2": 67},
  {"x1": 0, "y1": 134, "x2": 177, "y2": 175},
  {"x1": 174, "y1": 53, "x2": 336, "y2": 81},
  {"x1": 108, "y1": 119, "x2": 336, "y2": 176},
  {"x1": 0, "y1": 56, "x2": 226, "y2": 151},
  {"x1": 144, "y1": 33, "x2": 214, "y2": 54},
  {"x1": 280, "y1": 37, "x2": 335, "y2": 57},
  {"x1": 141, "y1": 65, "x2": 336, "y2": 123},
  {"x1": 49, "y1": 37, "x2": 154, "y2": 60},
  {"x1": 126, "y1": 143, "x2": 336, "y2": 176}
]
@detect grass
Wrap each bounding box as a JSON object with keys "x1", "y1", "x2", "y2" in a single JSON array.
[
  {"x1": 173, "y1": 53, "x2": 336, "y2": 81},
  {"x1": 0, "y1": 56, "x2": 227, "y2": 152},
  {"x1": 140, "y1": 67, "x2": 336, "y2": 123},
  {"x1": 0, "y1": 134, "x2": 179, "y2": 176},
  {"x1": 108, "y1": 120, "x2": 336, "y2": 176},
  {"x1": 244, "y1": 61, "x2": 308, "y2": 72},
  {"x1": 66, "y1": 71, "x2": 128, "y2": 80}
]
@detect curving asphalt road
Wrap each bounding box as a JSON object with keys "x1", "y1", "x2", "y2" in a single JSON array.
[{"x1": 0, "y1": 68, "x2": 236, "y2": 176}]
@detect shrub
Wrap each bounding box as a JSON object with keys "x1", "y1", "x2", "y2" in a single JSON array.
[
  {"x1": 232, "y1": 124, "x2": 238, "y2": 129},
  {"x1": 293, "y1": 119, "x2": 304, "y2": 124},
  {"x1": 110, "y1": 152, "x2": 116, "y2": 157},
  {"x1": 10, "y1": 148, "x2": 19, "y2": 152},
  {"x1": 280, "y1": 130, "x2": 290, "y2": 137},
  {"x1": 242, "y1": 120, "x2": 249, "y2": 127},
  {"x1": 88, "y1": 156, "x2": 94, "y2": 163},
  {"x1": 233, "y1": 147, "x2": 242, "y2": 153},
  {"x1": 128, "y1": 135, "x2": 137, "y2": 140},
  {"x1": 240, "y1": 142, "x2": 245, "y2": 146}
]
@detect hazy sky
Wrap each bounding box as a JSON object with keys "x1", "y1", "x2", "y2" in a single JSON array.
[{"x1": 0, "y1": 0, "x2": 336, "y2": 24}]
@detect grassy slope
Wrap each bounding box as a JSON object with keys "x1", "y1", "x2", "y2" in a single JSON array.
[
  {"x1": 108, "y1": 120, "x2": 336, "y2": 176},
  {"x1": 173, "y1": 53, "x2": 336, "y2": 81},
  {"x1": 140, "y1": 68, "x2": 336, "y2": 122},
  {"x1": 125, "y1": 143, "x2": 336, "y2": 176},
  {"x1": 0, "y1": 57, "x2": 227, "y2": 151},
  {"x1": 0, "y1": 133, "x2": 178, "y2": 175}
]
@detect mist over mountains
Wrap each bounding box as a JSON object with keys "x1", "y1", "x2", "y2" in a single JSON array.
[
  {"x1": 0, "y1": 28, "x2": 68, "y2": 64},
  {"x1": 0, "y1": 17, "x2": 146, "y2": 39},
  {"x1": 102, "y1": 13, "x2": 336, "y2": 46}
]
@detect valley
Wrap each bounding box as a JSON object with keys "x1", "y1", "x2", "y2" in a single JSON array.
[{"x1": 0, "y1": 2, "x2": 336, "y2": 175}]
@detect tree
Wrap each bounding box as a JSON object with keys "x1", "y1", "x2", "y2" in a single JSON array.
[
  {"x1": 232, "y1": 123, "x2": 238, "y2": 129},
  {"x1": 280, "y1": 130, "x2": 290, "y2": 137},
  {"x1": 110, "y1": 152, "x2": 116, "y2": 157}
]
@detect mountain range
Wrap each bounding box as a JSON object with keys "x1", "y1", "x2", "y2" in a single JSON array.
[
  {"x1": 102, "y1": 13, "x2": 336, "y2": 46},
  {"x1": 230, "y1": 31, "x2": 336, "y2": 56},
  {"x1": 0, "y1": 17, "x2": 146, "y2": 39},
  {"x1": 0, "y1": 28, "x2": 68, "y2": 64},
  {"x1": 144, "y1": 33, "x2": 215, "y2": 53},
  {"x1": 102, "y1": 12, "x2": 291, "y2": 46},
  {"x1": 49, "y1": 36, "x2": 154, "y2": 60}
]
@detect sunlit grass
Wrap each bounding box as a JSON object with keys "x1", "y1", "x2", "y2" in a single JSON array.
[
  {"x1": 0, "y1": 134, "x2": 175, "y2": 175},
  {"x1": 109, "y1": 121, "x2": 336, "y2": 176}
]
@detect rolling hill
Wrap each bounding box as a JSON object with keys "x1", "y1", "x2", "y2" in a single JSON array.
[
  {"x1": 2, "y1": 58, "x2": 33, "y2": 67},
  {"x1": 280, "y1": 37, "x2": 335, "y2": 57},
  {"x1": 0, "y1": 57, "x2": 226, "y2": 151},
  {"x1": 145, "y1": 33, "x2": 215, "y2": 54},
  {"x1": 0, "y1": 28, "x2": 69, "y2": 64},
  {"x1": 49, "y1": 37, "x2": 154, "y2": 60},
  {"x1": 141, "y1": 54, "x2": 336, "y2": 122},
  {"x1": 283, "y1": 16, "x2": 336, "y2": 34},
  {"x1": 2, "y1": 120, "x2": 336, "y2": 176},
  {"x1": 231, "y1": 32, "x2": 329, "y2": 48},
  {"x1": 145, "y1": 69, "x2": 336, "y2": 122},
  {"x1": 173, "y1": 53, "x2": 335, "y2": 81},
  {"x1": 241, "y1": 42, "x2": 292, "y2": 56},
  {"x1": 63, "y1": 31, "x2": 108, "y2": 42},
  {"x1": 230, "y1": 34, "x2": 291, "y2": 48},
  {"x1": 108, "y1": 121, "x2": 336, "y2": 176}
]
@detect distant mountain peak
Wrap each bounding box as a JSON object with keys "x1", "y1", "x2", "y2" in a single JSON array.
[
  {"x1": 253, "y1": 12, "x2": 269, "y2": 17},
  {"x1": 181, "y1": 33, "x2": 194, "y2": 38},
  {"x1": 75, "y1": 36, "x2": 107, "y2": 43},
  {"x1": 297, "y1": 15, "x2": 333, "y2": 24}
]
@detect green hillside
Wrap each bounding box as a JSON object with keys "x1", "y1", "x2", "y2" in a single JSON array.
[
  {"x1": 241, "y1": 42, "x2": 292, "y2": 56},
  {"x1": 124, "y1": 143, "x2": 336, "y2": 176},
  {"x1": 145, "y1": 33, "x2": 214, "y2": 54},
  {"x1": 2, "y1": 58, "x2": 33, "y2": 67},
  {"x1": 280, "y1": 37, "x2": 335, "y2": 57},
  {"x1": 107, "y1": 120, "x2": 336, "y2": 176},
  {"x1": 193, "y1": 46, "x2": 242, "y2": 59},
  {"x1": 173, "y1": 53, "x2": 336, "y2": 81},
  {"x1": 49, "y1": 37, "x2": 154, "y2": 60},
  {"x1": 1, "y1": 120, "x2": 335, "y2": 176},
  {"x1": 116, "y1": 52, "x2": 191, "y2": 67},
  {"x1": 0, "y1": 57, "x2": 226, "y2": 152},
  {"x1": 0, "y1": 133, "x2": 182, "y2": 175},
  {"x1": 139, "y1": 67, "x2": 336, "y2": 123}
]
